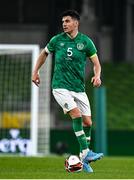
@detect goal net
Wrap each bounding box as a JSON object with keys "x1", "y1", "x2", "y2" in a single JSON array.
[{"x1": 0, "y1": 44, "x2": 51, "y2": 156}]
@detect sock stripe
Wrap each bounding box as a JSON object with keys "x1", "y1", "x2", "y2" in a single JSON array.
[
  {"x1": 75, "y1": 130, "x2": 84, "y2": 137},
  {"x1": 86, "y1": 136, "x2": 91, "y2": 141}
]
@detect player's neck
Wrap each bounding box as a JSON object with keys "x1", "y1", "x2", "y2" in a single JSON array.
[{"x1": 67, "y1": 30, "x2": 78, "y2": 39}]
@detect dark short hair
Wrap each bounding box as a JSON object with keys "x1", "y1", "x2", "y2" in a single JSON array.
[{"x1": 61, "y1": 10, "x2": 80, "y2": 21}]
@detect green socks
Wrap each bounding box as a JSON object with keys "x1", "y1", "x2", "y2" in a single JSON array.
[
  {"x1": 79, "y1": 126, "x2": 92, "y2": 153},
  {"x1": 72, "y1": 117, "x2": 89, "y2": 151},
  {"x1": 83, "y1": 126, "x2": 92, "y2": 147},
  {"x1": 83, "y1": 126, "x2": 92, "y2": 138}
]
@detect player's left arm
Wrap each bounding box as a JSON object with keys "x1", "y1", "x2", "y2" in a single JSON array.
[{"x1": 89, "y1": 54, "x2": 101, "y2": 87}]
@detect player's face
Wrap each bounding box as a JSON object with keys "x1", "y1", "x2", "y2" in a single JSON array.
[{"x1": 62, "y1": 16, "x2": 79, "y2": 34}]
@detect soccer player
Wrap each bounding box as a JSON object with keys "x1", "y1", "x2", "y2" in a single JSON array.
[{"x1": 32, "y1": 10, "x2": 103, "y2": 173}]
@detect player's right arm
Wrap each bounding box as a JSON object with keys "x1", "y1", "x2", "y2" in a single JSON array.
[
  {"x1": 32, "y1": 49, "x2": 48, "y2": 87},
  {"x1": 32, "y1": 35, "x2": 57, "y2": 86}
]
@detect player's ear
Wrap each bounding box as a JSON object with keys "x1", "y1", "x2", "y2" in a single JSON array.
[
  {"x1": 75, "y1": 20, "x2": 79, "y2": 27},
  {"x1": 77, "y1": 21, "x2": 80, "y2": 27}
]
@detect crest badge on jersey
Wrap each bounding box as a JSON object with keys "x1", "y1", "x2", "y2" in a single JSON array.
[{"x1": 77, "y1": 43, "x2": 84, "y2": 50}]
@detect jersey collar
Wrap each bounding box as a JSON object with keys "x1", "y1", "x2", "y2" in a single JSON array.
[{"x1": 66, "y1": 31, "x2": 79, "y2": 40}]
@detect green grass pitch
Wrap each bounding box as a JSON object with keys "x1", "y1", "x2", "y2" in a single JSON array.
[{"x1": 0, "y1": 156, "x2": 134, "y2": 179}]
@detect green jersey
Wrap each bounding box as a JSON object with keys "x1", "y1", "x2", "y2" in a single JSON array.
[{"x1": 46, "y1": 32, "x2": 97, "y2": 92}]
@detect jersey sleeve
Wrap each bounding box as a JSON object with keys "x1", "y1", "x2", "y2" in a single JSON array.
[
  {"x1": 45, "y1": 36, "x2": 57, "y2": 53},
  {"x1": 85, "y1": 38, "x2": 97, "y2": 57}
]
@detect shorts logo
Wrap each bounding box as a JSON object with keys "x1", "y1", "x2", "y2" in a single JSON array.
[
  {"x1": 77, "y1": 43, "x2": 84, "y2": 50},
  {"x1": 64, "y1": 103, "x2": 69, "y2": 109}
]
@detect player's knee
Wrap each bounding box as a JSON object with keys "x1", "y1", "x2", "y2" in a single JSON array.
[
  {"x1": 83, "y1": 116, "x2": 92, "y2": 127},
  {"x1": 69, "y1": 108, "x2": 81, "y2": 119},
  {"x1": 85, "y1": 120, "x2": 92, "y2": 127}
]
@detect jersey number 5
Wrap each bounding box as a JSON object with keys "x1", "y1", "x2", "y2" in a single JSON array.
[{"x1": 67, "y1": 47, "x2": 73, "y2": 57}]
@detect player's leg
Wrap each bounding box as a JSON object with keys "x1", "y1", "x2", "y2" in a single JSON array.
[
  {"x1": 79, "y1": 116, "x2": 92, "y2": 158},
  {"x1": 72, "y1": 92, "x2": 92, "y2": 153},
  {"x1": 52, "y1": 89, "x2": 93, "y2": 172},
  {"x1": 53, "y1": 89, "x2": 89, "y2": 155},
  {"x1": 68, "y1": 107, "x2": 89, "y2": 156},
  {"x1": 83, "y1": 115, "x2": 92, "y2": 148},
  {"x1": 73, "y1": 92, "x2": 104, "y2": 162},
  {"x1": 82, "y1": 115, "x2": 104, "y2": 162},
  {"x1": 68, "y1": 107, "x2": 93, "y2": 173}
]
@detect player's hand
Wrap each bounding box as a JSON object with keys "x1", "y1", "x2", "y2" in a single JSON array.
[
  {"x1": 32, "y1": 72, "x2": 40, "y2": 87},
  {"x1": 91, "y1": 76, "x2": 101, "y2": 87}
]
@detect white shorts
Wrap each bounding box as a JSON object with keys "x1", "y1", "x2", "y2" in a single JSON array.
[{"x1": 52, "y1": 89, "x2": 91, "y2": 116}]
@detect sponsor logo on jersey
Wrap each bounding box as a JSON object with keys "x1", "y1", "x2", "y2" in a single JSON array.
[
  {"x1": 77, "y1": 43, "x2": 84, "y2": 50},
  {"x1": 60, "y1": 42, "x2": 65, "y2": 46}
]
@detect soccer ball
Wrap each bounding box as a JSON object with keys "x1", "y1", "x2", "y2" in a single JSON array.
[{"x1": 65, "y1": 155, "x2": 83, "y2": 172}]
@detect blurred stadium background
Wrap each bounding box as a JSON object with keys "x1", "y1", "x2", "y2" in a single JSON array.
[{"x1": 0, "y1": 0, "x2": 134, "y2": 157}]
